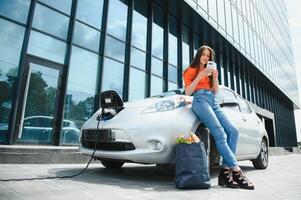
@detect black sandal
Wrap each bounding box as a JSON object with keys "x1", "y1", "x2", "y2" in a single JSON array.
[
  {"x1": 232, "y1": 170, "x2": 255, "y2": 190},
  {"x1": 218, "y1": 168, "x2": 239, "y2": 188}
]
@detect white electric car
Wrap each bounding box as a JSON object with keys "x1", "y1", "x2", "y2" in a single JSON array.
[{"x1": 80, "y1": 86, "x2": 269, "y2": 169}]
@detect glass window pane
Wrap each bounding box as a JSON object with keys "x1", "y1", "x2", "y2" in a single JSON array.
[
  {"x1": 63, "y1": 46, "x2": 99, "y2": 144},
  {"x1": 0, "y1": 19, "x2": 25, "y2": 143},
  {"x1": 102, "y1": 58, "x2": 124, "y2": 97},
  {"x1": 32, "y1": 3, "x2": 69, "y2": 39},
  {"x1": 152, "y1": 4, "x2": 164, "y2": 59},
  {"x1": 73, "y1": 21, "x2": 100, "y2": 52},
  {"x1": 182, "y1": 26, "x2": 190, "y2": 70},
  {"x1": 151, "y1": 57, "x2": 163, "y2": 77},
  {"x1": 128, "y1": 67, "x2": 145, "y2": 101},
  {"x1": 232, "y1": 6, "x2": 239, "y2": 43},
  {"x1": 28, "y1": 31, "x2": 66, "y2": 64},
  {"x1": 107, "y1": 0, "x2": 128, "y2": 41},
  {"x1": 0, "y1": 0, "x2": 30, "y2": 23},
  {"x1": 151, "y1": 75, "x2": 163, "y2": 96},
  {"x1": 168, "y1": 81, "x2": 178, "y2": 91},
  {"x1": 209, "y1": 0, "x2": 217, "y2": 22},
  {"x1": 130, "y1": 47, "x2": 146, "y2": 70},
  {"x1": 217, "y1": 0, "x2": 226, "y2": 29},
  {"x1": 225, "y1": 0, "x2": 233, "y2": 37},
  {"x1": 104, "y1": 36, "x2": 125, "y2": 62},
  {"x1": 168, "y1": 65, "x2": 177, "y2": 83},
  {"x1": 76, "y1": 0, "x2": 104, "y2": 28},
  {"x1": 132, "y1": 0, "x2": 147, "y2": 50},
  {"x1": 39, "y1": 0, "x2": 72, "y2": 14},
  {"x1": 169, "y1": 17, "x2": 178, "y2": 66},
  {"x1": 198, "y1": 0, "x2": 208, "y2": 12}
]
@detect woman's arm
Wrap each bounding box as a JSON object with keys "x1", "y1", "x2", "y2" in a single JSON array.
[
  {"x1": 212, "y1": 70, "x2": 219, "y2": 94},
  {"x1": 185, "y1": 68, "x2": 212, "y2": 96}
]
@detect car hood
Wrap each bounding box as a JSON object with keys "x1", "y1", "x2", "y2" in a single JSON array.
[{"x1": 124, "y1": 97, "x2": 162, "y2": 108}]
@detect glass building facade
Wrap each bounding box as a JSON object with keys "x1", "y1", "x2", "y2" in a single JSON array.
[{"x1": 0, "y1": 0, "x2": 299, "y2": 146}]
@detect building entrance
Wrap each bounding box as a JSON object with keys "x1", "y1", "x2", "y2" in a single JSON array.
[{"x1": 16, "y1": 56, "x2": 63, "y2": 144}]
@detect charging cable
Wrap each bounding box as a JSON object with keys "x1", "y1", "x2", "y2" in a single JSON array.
[{"x1": 0, "y1": 118, "x2": 103, "y2": 182}]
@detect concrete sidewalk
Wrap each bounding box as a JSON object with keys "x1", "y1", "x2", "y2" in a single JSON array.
[{"x1": 1, "y1": 154, "x2": 301, "y2": 200}]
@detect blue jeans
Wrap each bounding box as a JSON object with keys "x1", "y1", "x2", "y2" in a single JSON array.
[{"x1": 192, "y1": 89, "x2": 239, "y2": 168}]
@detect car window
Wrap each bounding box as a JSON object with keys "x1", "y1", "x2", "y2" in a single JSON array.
[
  {"x1": 220, "y1": 89, "x2": 240, "y2": 112},
  {"x1": 237, "y1": 96, "x2": 252, "y2": 113}
]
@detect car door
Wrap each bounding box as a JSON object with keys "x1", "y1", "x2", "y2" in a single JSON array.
[
  {"x1": 237, "y1": 96, "x2": 259, "y2": 154},
  {"x1": 218, "y1": 89, "x2": 246, "y2": 156}
]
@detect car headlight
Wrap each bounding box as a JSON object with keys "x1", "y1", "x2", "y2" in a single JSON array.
[{"x1": 141, "y1": 96, "x2": 187, "y2": 114}]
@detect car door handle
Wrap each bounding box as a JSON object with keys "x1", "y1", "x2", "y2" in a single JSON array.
[{"x1": 241, "y1": 117, "x2": 247, "y2": 122}]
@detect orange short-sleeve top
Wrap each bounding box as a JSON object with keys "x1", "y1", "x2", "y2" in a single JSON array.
[{"x1": 183, "y1": 66, "x2": 211, "y2": 91}]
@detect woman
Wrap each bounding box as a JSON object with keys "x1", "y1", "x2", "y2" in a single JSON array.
[{"x1": 183, "y1": 45, "x2": 254, "y2": 190}]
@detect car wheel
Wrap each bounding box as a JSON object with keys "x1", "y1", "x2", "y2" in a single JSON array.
[
  {"x1": 101, "y1": 160, "x2": 124, "y2": 169},
  {"x1": 252, "y1": 139, "x2": 268, "y2": 169}
]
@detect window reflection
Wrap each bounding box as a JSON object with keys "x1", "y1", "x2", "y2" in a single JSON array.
[
  {"x1": 105, "y1": 35, "x2": 125, "y2": 62},
  {"x1": 33, "y1": 3, "x2": 69, "y2": 39},
  {"x1": 64, "y1": 46, "x2": 98, "y2": 143},
  {"x1": 76, "y1": 0, "x2": 103, "y2": 28},
  {"x1": 151, "y1": 75, "x2": 163, "y2": 96},
  {"x1": 102, "y1": 57, "x2": 124, "y2": 97},
  {"x1": 130, "y1": 47, "x2": 146, "y2": 70},
  {"x1": 132, "y1": 0, "x2": 147, "y2": 50},
  {"x1": 39, "y1": 0, "x2": 72, "y2": 15},
  {"x1": 168, "y1": 65, "x2": 177, "y2": 83},
  {"x1": 151, "y1": 57, "x2": 163, "y2": 77},
  {"x1": 152, "y1": 4, "x2": 164, "y2": 59},
  {"x1": 0, "y1": 0, "x2": 30, "y2": 24},
  {"x1": 28, "y1": 31, "x2": 67, "y2": 64},
  {"x1": 128, "y1": 67, "x2": 146, "y2": 101},
  {"x1": 0, "y1": 19, "x2": 25, "y2": 143},
  {"x1": 73, "y1": 21, "x2": 100, "y2": 52},
  {"x1": 168, "y1": 81, "x2": 178, "y2": 91},
  {"x1": 107, "y1": 0, "x2": 128, "y2": 41},
  {"x1": 169, "y1": 17, "x2": 178, "y2": 66}
]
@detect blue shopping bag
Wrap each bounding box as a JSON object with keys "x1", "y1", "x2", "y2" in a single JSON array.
[{"x1": 175, "y1": 142, "x2": 211, "y2": 189}]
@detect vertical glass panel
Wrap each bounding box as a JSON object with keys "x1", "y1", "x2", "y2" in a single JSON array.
[
  {"x1": 132, "y1": 0, "x2": 147, "y2": 50},
  {"x1": 168, "y1": 65, "x2": 177, "y2": 83},
  {"x1": 198, "y1": 0, "x2": 208, "y2": 12},
  {"x1": 209, "y1": 0, "x2": 217, "y2": 22},
  {"x1": 182, "y1": 26, "x2": 190, "y2": 70},
  {"x1": 217, "y1": 0, "x2": 226, "y2": 29},
  {"x1": 151, "y1": 57, "x2": 163, "y2": 77},
  {"x1": 168, "y1": 81, "x2": 178, "y2": 91},
  {"x1": 0, "y1": 19, "x2": 25, "y2": 143},
  {"x1": 130, "y1": 47, "x2": 146, "y2": 70},
  {"x1": 0, "y1": 0, "x2": 30, "y2": 23},
  {"x1": 128, "y1": 67, "x2": 145, "y2": 101},
  {"x1": 102, "y1": 57, "x2": 124, "y2": 97},
  {"x1": 76, "y1": 0, "x2": 104, "y2": 28},
  {"x1": 19, "y1": 64, "x2": 60, "y2": 143},
  {"x1": 152, "y1": 4, "x2": 164, "y2": 59},
  {"x1": 238, "y1": 14, "x2": 245, "y2": 50},
  {"x1": 39, "y1": 0, "x2": 72, "y2": 14},
  {"x1": 64, "y1": 46, "x2": 99, "y2": 143},
  {"x1": 232, "y1": 6, "x2": 239, "y2": 43},
  {"x1": 28, "y1": 31, "x2": 66, "y2": 64},
  {"x1": 151, "y1": 75, "x2": 163, "y2": 96},
  {"x1": 33, "y1": 3, "x2": 69, "y2": 39},
  {"x1": 104, "y1": 36, "x2": 125, "y2": 62},
  {"x1": 225, "y1": 0, "x2": 233, "y2": 37},
  {"x1": 169, "y1": 17, "x2": 178, "y2": 66},
  {"x1": 107, "y1": 0, "x2": 128, "y2": 41},
  {"x1": 73, "y1": 21, "x2": 100, "y2": 52}
]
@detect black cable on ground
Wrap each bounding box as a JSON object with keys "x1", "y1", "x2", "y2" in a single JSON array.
[{"x1": 0, "y1": 120, "x2": 102, "y2": 182}]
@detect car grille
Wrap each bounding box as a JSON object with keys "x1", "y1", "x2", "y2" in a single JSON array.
[{"x1": 81, "y1": 129, "x2": 135, "y2": 151}]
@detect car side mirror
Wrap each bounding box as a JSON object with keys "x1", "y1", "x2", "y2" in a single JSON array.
[{"x1": 220, "y1": 97, "x2": 239, "y2": 107}]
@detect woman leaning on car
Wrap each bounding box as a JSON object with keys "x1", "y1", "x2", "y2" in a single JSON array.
[{"x1": 183, "y1": 45, "x2": 254, "y2": 190}]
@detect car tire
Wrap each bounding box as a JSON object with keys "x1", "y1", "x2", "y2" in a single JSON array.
[
  {"x1": 252, "y1": 139, "x2": 268, "y2": 169},
  {"x1": 100, "y1": 160, "x2": 124, "y2": 169}
]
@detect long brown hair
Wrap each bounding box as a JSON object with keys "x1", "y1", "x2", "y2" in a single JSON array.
[{"x1": 185, "y1": 45, "x2": 215, "y2": 87}]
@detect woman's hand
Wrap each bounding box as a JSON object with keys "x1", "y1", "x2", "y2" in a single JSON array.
[{"x1": 213, "y1": 69, "x2": 218, "y2": 78}]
